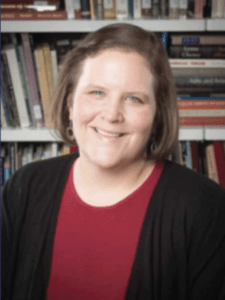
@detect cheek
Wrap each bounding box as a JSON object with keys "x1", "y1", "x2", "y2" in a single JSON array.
[
  {"x1": 73, "y1": 96, "x2": 97, "y2": 125},
  {"x1": 130, "y1": 110, "x2": 155, "y2": 135}
]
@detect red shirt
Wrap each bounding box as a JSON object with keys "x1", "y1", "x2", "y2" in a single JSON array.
[{"x1": 47, "y1": 162, "x2": 164, "y2": 300}]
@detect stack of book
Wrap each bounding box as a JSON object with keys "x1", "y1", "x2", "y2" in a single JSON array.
[
  {"x1": 2, "y1": 0, "x2": 225, "y2": 20},
  {"x1": 1, "y1": 0, "x2": 67, "y2": 20},
  {"x1": 167, "y1": 33, "x2": 225, "y2": 127},
  {"x1": 170, "y1": 140, "x2": 225, "y2": 189},
  {"x1": 1, "y1": 142, "x2": 78, "y2": 186}
]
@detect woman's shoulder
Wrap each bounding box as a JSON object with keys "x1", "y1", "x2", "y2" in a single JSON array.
[
  {"x1": 2, "y1": 153, "x2": 77, "y2": 194},
  {"x1": 163, "y1": 159, "x2": 225, "y2": 195}
]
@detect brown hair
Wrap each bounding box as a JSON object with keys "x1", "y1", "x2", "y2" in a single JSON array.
[{"x1": 51, "y1": 23, "x2": 179, "y2": 161}]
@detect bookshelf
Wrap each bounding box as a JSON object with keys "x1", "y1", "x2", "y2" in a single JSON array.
[
  {"x1": 1, "y1": 19, "x2": 225, "y2": 143},
  {"x1": 2, "y1": 19, "x2": 207, "y2": 32}
]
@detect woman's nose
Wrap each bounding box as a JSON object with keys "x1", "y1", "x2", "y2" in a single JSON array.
[{"x1": 101, "y1": 97, "x2": 124, "y2": 123}]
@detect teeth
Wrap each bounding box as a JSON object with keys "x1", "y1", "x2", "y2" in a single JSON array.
[{"x1": 95, "y1": 128, "x2": 122, "y2": 137}]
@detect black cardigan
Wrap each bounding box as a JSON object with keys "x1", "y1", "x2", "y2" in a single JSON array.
[{"x1": 2, "y1": 154, "x2": 225, "y2": 300}]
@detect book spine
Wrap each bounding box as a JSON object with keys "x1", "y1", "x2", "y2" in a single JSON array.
[
  {"x1": 12, "y1": 34, "x2": 35, "y2": 127},
  {"x1": 117, "y1": 0, "x2": 129, "y2": 19},
  {"x1": 128, "y1": 0, "x2": 134, "y2": 18},
  {"x1": 169, "y1": 0, "x2": 179, "y2": 18},
  {"x1": 73, "y1": 0, "x2": 82, "y2": 18},
  {"x1": 178, "y1": 98, "x2": 225, "y2": 109},
  {"x1": 213, "y1": 141, "x2": 225, "y2": 189},
  {"x1": 205, "y1": 143, "x2": 220, "y2": 184},
  {"x1": 174, "y1": 76, "x2": 225, "y2": 87},
  {"x1": 65, "y1": 0, "x2": 75, "y2": 19},
  {"x1": 4, "y1": 47, "x2": 30, "y2": 128},
  {"x1": 170, "y1": 34, "x2": 225, "y2": 45},
  {"x1": 152, "y1": 0, "x2": 160, "y2": 18},
  {"x1": 177, "y1": 86, "x2": 225, "y2": 94},
  {"x1": 179, "y1": 116, "x2": 225, "y2": 126},
  {"x1": 169, "y1": 58, "x2": 225, "y2": 68},
  {"x1": 80, "y1": 0, "x2": 91, "y2": 18},
  {"x1": 179, "y1": 0, "x2": 188, "y2": 18},
  {"x1": 21, "y1": 33, "x2": 44, "y2": 127},
  {"x1": 103, "y1": 0, "x2": 116, "y2": 18},
  {"x1": 194, "y1": 0, "x2": 204, "y2": 19},
  {"x1": 141, "y1": 0, "x2": 152, "y2": 18},
  {"x1": 179, "y1": 109, "x2": 225, "y2": 117},
  {"x1": 1, "y1": 78, "x2": 14, "y2": 127},
  {"x1": 161, "y1": 0, "x2": 169, "y2": 17},
  {"x1": 161, "y1": 32, "x2": 168, "y2": 50},
  {"x1": 190, "y1": 141, "x2": 199, "y2": 172},
  {"x1": 50, "y1": 49, "x2": 58, "y2": 88},
  {"x1": 1, "y1": 53, "x2": 20, "y2": 127},
  {"x1": 134, "y1": 0, "x2": 142, "y2": 18},
  {"x1": 34, "y1": 47, "x2": 50, "y2": 128},
  {"x1": 185, "y1": 141, "x2": 193, "y2": 169},
  {"x1": 1, "y1": 10, "x2": 67, "y2": 20},
  {"x1": 169, "y1": 45, "x2": 225, "y2": 59}
]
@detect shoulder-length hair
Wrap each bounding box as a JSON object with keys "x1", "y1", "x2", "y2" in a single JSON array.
[{"x1": 51, "y1": 23, "x2": 179, "y2": 162}]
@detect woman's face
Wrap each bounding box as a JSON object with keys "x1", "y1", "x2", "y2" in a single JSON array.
[{"x1": 69, "y1": 49, "x2": 157, "y2": 170}]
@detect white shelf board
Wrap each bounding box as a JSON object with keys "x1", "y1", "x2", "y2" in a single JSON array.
[
  {"x1": 1, "y1": 127, "x2": 206, "y2": 142},
  {"x1": 1, "y1": 19, "x2": 206, "y2": 33},
  {"x1": 204, "y1": 126, "x2": 225, "y2": 140},
  {"x1": 206, "y1": 19, "x2": 225, "y2": 31},
  {"x1": 179, "y1": 126, "x2": 204, "y2": 140},
  {"x1": 1, "y1": 128, "x2": 62, "y2": 142}
]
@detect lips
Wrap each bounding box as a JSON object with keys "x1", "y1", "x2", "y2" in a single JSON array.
[{"x1": 94, "y1": 127, "x2": 124, "y2": 138}]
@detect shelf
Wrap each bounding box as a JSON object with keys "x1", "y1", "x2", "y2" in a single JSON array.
[
  {"x1": 204, "y1": 126, "x2": 225, "y2": 140},
  {"x1": 0, "y1": 127, "x2": 209, "y2": 142},
  {"x1": 179, "y1": 126, "x2": 204, "y2": 141},
  {"x1": 1, "y1": 19, "x2": 206, "y2": 33},
  {"x1": 206, "y1": 18, "x2": 225, "y2": 31},
  {"x1": 1, "y1": 128, "x2": 62, "y2": 142}
]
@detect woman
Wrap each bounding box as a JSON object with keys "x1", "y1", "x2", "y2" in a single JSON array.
[{"x1": 2, "y1": 24, "x2": 225, "y2": 300}]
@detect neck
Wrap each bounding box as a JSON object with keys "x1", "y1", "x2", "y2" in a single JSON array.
[{"x1": 73, "y1": 155, "x2": 156, "y2": 206}]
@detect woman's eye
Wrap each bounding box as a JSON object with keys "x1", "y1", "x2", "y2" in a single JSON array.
[
  {"x1": 127, "y1": 96, "x2": 142, "y2": 103},
  {"x1": 93, "y1": 91, "x2": 103, "y2": 96}
]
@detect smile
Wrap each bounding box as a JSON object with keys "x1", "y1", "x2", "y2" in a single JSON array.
[{"x1": 94, "y1": 128, "x2": 123, "y2": 138}]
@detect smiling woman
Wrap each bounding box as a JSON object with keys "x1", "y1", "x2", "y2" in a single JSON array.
[{"x1": 2, "y1": 24, "x2": 225, "y2": 300}]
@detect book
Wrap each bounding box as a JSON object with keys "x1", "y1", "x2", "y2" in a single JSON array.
[
  {"x1": 11, "y1": 34, "x2": 35, "y2": 126},
  {"x1": 141, "y1": 0, "x2": 152, "y2": 18},
  {"x1": 185, "y1": 141, "x2": 193, "y2": 169},
  {"x1": 1, "y1": 101, "x2": 8, "y2": 129},
  {"x1": 177, "y1": 96, "x2": 225, "y2": 108},
  {"x1": 73, "y1": 0, "x2": 82, "y2": 19},
  {"x1": 90, "y1": 0, "x2": 103, "y2": 19},
  {"x1": 152, "y1": 0, "x2": 160, "y2": 18},
  {"x1": 205, "y1": 143, "x2": 220, "y2": 184},
  {"x1": 3, "y1": 45, "x2": 30, "y2": 128},
  {"x1": 34, "y1": 46, "x2": 51, "y2": 128},
  {"x1": 194, "y1": 0, "x2": 204, "y2": 19},
  {"x1": 50, "y1": 48, "x2": 58, "y2": 88},
  {"x1": 213, "y1": 141, "x2": 225, "y2": 189},
  {"x1": 190, "y1": 141, "x2": 199, "y2": 172},
  {"x1": 117, "y1": 0, "x2": 129, "y2": 19},
  {"x1": 161, "y1": 0, "x2": 169, "y2": 18},
  {"x1": 1, "y1": 53, "x2": 21, "y2": 127},
  {"x1": 64, "y1": 0, "x2": 75, "y2": 19},
  {"x1": 1, "y1": 1, "x2": 60, "y2": 11},
  {"x1": 1, "y1": 77, "x2": 14, "y2": 127},
  {"x1": 211, "y1": 0, "x2": 224, "y2": 18},
  {"x1": 179, "y1": 0, "x2": 188, "y2": 19},
  {"x1": 168, "y1": 45, "x2": 225, "y2": 59},
  {"x1": 174, "y1": 76, "x2": 225, "y2": 88},
  {"x1": 1, "y1": 10, "x2": 67, "y2": 20},
  {"x1": 21, "y1": 33, "x2": 44, "y2": 127},
  {"x1": 170, "y1": 34, "x2": 225, "y2": 45},
  {"x1": 169, "y1": 58, "x2": 225, "y2": 67},
  {"x1": 169, "y1": 0, "x2": 179, "y2": 18},
  {"x1": 128, "y1": 0, "x2": 134, "y2": 18},
  {"x1": 80, "y1": 0, "x2": 91, "y2": 19},
  {"x1": 103, "y1": 0, "x2": 116, "y2": 18},
  {"x1": 179, "y1": 117, "x2": 225, "y2": 126}
]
